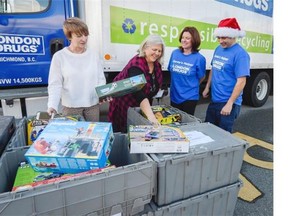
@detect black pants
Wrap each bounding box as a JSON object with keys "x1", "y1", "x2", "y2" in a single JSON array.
[{"x1": 170, "y1": 100, "x2": 198, "y2": 116}]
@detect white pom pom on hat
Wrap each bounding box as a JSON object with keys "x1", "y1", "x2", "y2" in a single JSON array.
[{"x1": 213, "y1": 18, "x2": 246, "y2": 38}]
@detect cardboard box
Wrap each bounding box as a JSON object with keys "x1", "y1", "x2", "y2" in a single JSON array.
[
  {"x1": 27, "y1": 113, "x2": 84, "y2": 145},
  {"x1": 95, "y1": 74, "x2": 146, "y2": 101},
  {"x1": 128, "y1": 125, "x2": 190, "y2": 153},
  {"x1": 25, "y1": 121, "x2": 114, "y2": 173},
  {"x1": 146, "y1": 105, "x2": 182, "y2": 125},
  {"x1": 12, "y1": 162, "x2": 115, "y2": 192}
]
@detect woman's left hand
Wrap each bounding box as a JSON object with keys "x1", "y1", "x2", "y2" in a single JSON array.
[{"x1": 148, "y1": 116, "x2": 161, "y2": 128}]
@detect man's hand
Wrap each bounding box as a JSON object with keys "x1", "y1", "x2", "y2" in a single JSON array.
[{"x1": 220, "y1": 102, "x2": 233, "y2": 116}]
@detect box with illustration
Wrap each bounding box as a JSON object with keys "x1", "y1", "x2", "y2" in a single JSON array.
[
  {"x1": 25, "y1": 121, "x2": 114, "y2": 173},
  {"x1": 128, "y1": 125, "x2": 190, "y2": 153},
  {"x1": 12, "y1": 162, "x2": 115, "y2": 192},
  {"x1": 95, "y1": 74, "x2": 146, "y2": 101}
]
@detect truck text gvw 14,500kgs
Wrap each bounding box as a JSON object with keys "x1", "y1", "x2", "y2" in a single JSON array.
[{"x1": 0, "y1": 0, "x2": 273, "y2": 117}]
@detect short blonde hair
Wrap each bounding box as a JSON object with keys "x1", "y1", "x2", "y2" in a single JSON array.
[
  {"x1": 63, "y1": 17, "x2": 89, "y2": 40},
  {"x1": 138, "y1": 34, "x2": 165, "y2": 65}
]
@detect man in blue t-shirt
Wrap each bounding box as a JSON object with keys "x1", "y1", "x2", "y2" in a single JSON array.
[{"x1": 202, "y1": 18, "x2": 250, "y2": 132}]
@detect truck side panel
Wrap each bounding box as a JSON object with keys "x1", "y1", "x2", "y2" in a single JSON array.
[
  {"x1": 83, "y1": 0, "x2": 273, "y2": 73},
  {"x1": 0, "y1": 0, "x2": 74, "y2": 88}
]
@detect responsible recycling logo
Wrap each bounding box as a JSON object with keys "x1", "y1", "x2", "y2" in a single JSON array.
[{"x1": 122, "y1": 18, "x2": 136, "y2": 34}]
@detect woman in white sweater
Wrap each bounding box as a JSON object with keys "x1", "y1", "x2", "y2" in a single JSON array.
[{"x1": 47, "y1": 17, "x2": 106, "y2": 121}]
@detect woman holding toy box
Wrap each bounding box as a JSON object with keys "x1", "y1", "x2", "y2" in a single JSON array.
[{"x1": 108, "y1": 34, "x2": 165, "y2": 133}]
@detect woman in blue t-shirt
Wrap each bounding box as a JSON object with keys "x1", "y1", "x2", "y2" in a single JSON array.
[{"x1": 168, "y1": 26, "x2": 206, "y2": 116}]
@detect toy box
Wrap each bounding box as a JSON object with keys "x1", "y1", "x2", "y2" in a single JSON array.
[
  {"x1": 95, "y1": 74, "x2": 146, "y2": 101},
  {"x1": 27, "y1": 112, "x2": 84, "y2": 145},
  {"x1": 128, "y1": 125, "x2": 190, "y2": 153},
  {"x1": 12, "y1": 162, "x2": 115, "y2": 192},
  {"x1": 12, "y1": 162, "x2": 66, "y2": 192},
  {"x1": 146, "y1": 105, "x2": 182, "y2": 125},
  {"x1": 27, "y1": 114, "x2": 49, "y2": 145},
  {"x1": 25, "y1": 121, "x2": 114, "y2": 173}
]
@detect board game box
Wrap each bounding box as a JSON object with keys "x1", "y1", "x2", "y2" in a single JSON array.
[
  {"x1": 12, "y1": 162, "x2": 115, "y2": 192},
  {"x1": 128, "y1": 125, "x2": 190, "y2": 153},
  {"x1": 95, "y1": 74, "x2": 146, "y2": 101},
  {"x1": 25, "y1": 121, "x2": 114, "y2": 173}
]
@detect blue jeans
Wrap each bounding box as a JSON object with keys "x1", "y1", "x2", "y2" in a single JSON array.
[{"x1": 205, "y1": 102, "x2": 241, "y2": 133}]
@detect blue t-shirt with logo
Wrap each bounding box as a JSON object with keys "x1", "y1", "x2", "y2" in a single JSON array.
[
  {"x1": 211, "y1": 43, "x2": 250, "y2": 105},
  {"x1": 168, "y1": 49, "x2": 206, "y2": 103}
]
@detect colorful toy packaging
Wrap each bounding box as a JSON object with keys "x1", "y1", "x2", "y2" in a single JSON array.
[
  {"x1": 12, "y1": 162, "x2": 116, "y2": 192},
  {"x1": 128, "y1": 125, "x2": 189, "y2": 153},
  {"x1": 25, "y1": 121, "x2": 114, "y2": 173},
  {"x1": 27, "y1": 112, "x2": 84, "y2": 145},
  {"x1": 141, "y1": 105, "x2": 182, "y2": 125},
  {"x1": 95, "y1": 74, "x2": 146, "y2": 101}
]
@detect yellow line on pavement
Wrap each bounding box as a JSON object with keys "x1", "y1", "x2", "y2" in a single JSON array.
[
  {"x1": 238, "y1": 173, "x2": 262, "y2": 202},
  {"x1": 233, "y1": 132, "x2": 273, "y2": 169}
]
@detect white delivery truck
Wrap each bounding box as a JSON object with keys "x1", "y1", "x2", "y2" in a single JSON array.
[{"x1": 0, "y1": 0, "x2": 273, "y2": 118}]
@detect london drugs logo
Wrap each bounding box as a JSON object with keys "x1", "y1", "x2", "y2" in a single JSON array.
[
  {"x1": 0, "y1": 34, "x2": 45, "y2": 55},
  {"x1": 215, "y1": 0, "x2": 273, "y2": 17},
  {"x1": 122, "y1": 18, "x2": 136, "y2": 34}
]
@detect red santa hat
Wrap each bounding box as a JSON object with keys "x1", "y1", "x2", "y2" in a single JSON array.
[{"x1": 213, "y1": 18, "x2": 245, "y2": 38}]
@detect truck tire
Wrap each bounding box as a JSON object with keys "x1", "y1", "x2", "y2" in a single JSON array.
[{"x1": 243, "y1": 71, "x2": 271, "y2": 107}]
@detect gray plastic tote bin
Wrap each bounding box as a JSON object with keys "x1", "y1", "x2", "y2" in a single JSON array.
[
  {"x1": 141, "y1": 180, "x2": 242, "y2": 216},
  {"x1": 4, "y1": 117, "x2": 27, "y2": 152},
  {"x1": 0, "y1": 116, "x2": 16, "y2": 157},
  {"x1": 149, "y1": 122, "x2": 248, "y2": 206},
  {"x1": 0, "y1": 133, "x2": 156, "y2": 216}
]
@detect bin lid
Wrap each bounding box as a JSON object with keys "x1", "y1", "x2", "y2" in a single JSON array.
[{"x1": 149, "y1": 122, "x2": 248, "y2": 162}]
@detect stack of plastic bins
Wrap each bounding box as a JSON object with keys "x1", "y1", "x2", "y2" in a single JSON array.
[
  {"x1": 141, "y1": 180, "x2": 242, "y2": 216},
  {"x1": 0, "y1": 116, "x2": 16, "y2": 157},
  {"x1": 127, "y1": 105, "x2": 201, "y2": 126},
  {"x1": 146, "y1": 123, "x2": 247, "y2": 215},
  {"x1": 0, "y1": 133, "x2": 157, "y2": 216}
]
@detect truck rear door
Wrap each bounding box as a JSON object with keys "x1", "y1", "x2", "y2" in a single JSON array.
[{"x1": 0, "y1": 0, "x2": 75, "y2": 88}]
